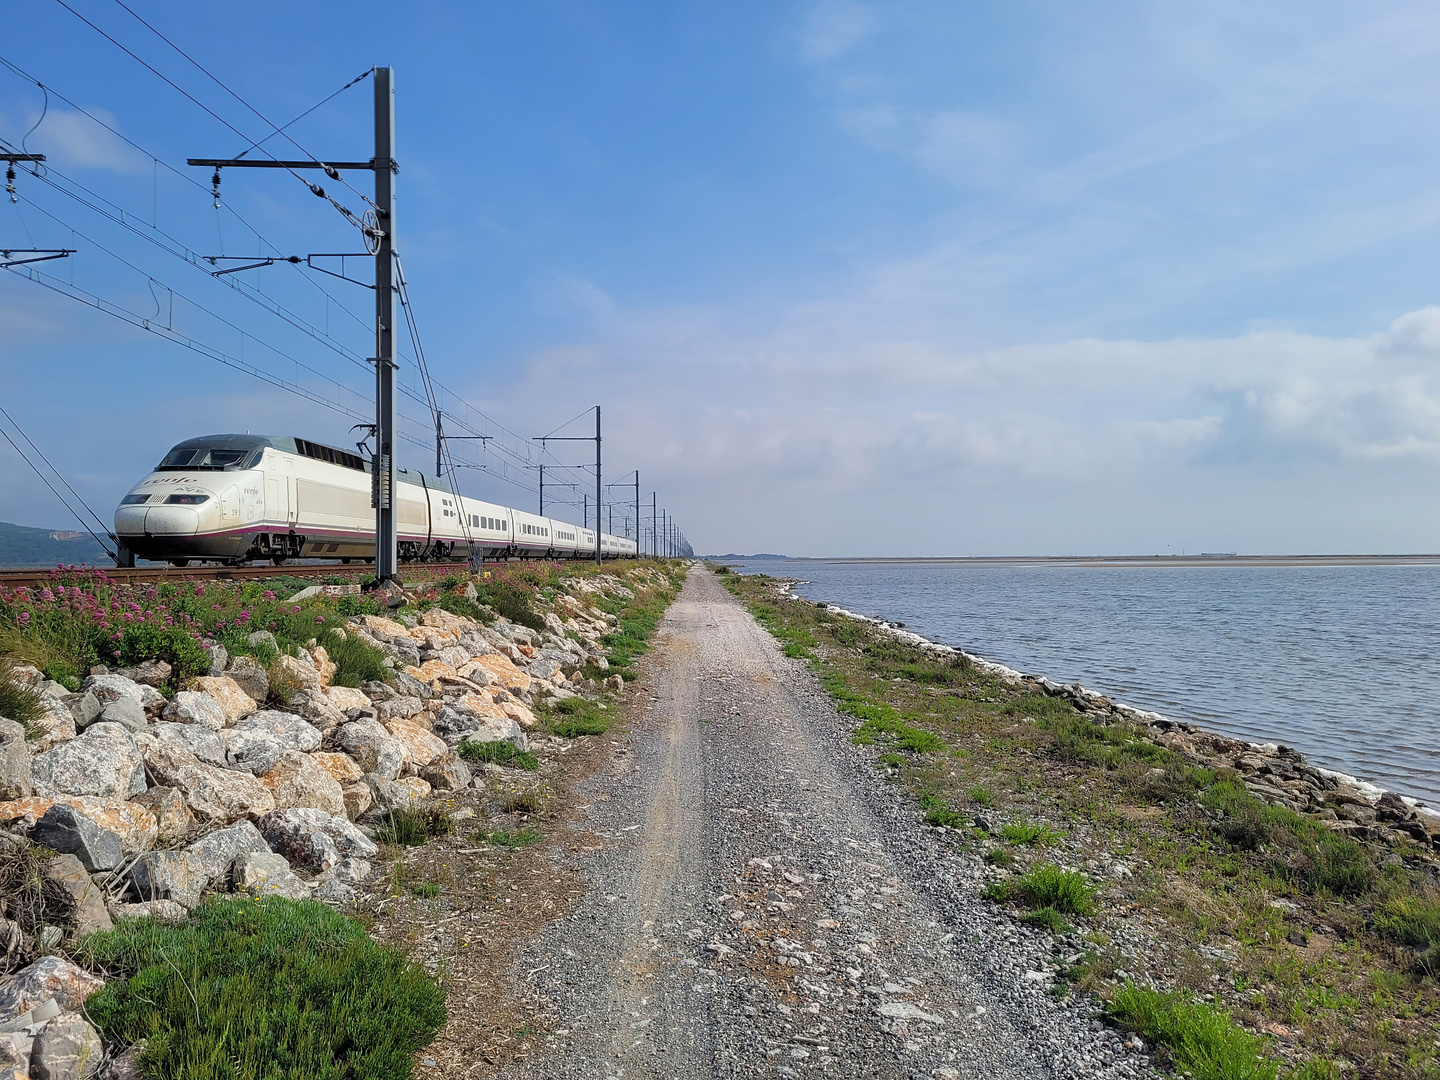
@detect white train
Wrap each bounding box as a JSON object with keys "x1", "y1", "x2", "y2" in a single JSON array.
[{"x1": 113, "y1": 434, "x2": 638, "y2": 566}]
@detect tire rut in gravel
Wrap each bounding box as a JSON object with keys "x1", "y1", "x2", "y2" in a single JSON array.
[{"x1": 495, "y1": 568, "x2": 1160, "y2": 1080}]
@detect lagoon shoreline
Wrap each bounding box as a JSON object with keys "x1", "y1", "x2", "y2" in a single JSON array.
[{"x1": 768, "y1": 574, "x2": 1440, "y2": 844}]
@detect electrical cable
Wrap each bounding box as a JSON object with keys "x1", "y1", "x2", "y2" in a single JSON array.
[
  {"x1": 0, "y1": 54, "x2": 386, "y2": 349},
  {"x1": 51, "y1": 0, "x2": 374, "y2": 235},
  {"x1": 108, "y1": 1, "x2": 378, "y2": 210},
  {"x1": 0, "y1": 55, "x2": 558, "y2": 490},
  {"x1": 0, "y1": 412, "x2": 117, "y2": 560},
  {"x1": 1, "y1": 49, "x2": 577, "y2": 504},
  {"x1": 0, "y1": 401, "x2": 112, "y2": 539},
  {"x1": 231, "y1": 69, "x2": 372, "y2": 161}
]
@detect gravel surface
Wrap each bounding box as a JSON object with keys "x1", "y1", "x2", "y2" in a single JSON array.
[{"x1": 497, "y1": 568, "x2": 1162, "y2": 1080}]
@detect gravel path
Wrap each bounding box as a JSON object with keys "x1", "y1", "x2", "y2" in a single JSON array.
[{"x1": 497, "y1": 567, "x2": 1161, "y2": 1080}]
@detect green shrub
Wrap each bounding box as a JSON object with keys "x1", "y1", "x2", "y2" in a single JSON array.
[
  {"x1": 81, "y1": 896, "x2": 446, "y2": 1080},
  {"x1": 1372, "y1": 890, "x2": 1440, "y2": 948},
  {"x1": 411, "y1": 883, "x2": 441, "y2": 899},
  {"x1": 548, "y1": 697, "x2": 613, "y2": 738},
  {"x1": 1022, "y1": 906, "x2": 1072, "y2": 933},
  {"x1": 336, "y1": 594, "x2": 381, "y2": 618},
  {"x1": 919, "y1": 791, "x2": 968, "y2": 829},
  {"x1": 1110, "y1": 982, "x2": 1278, "y2": 1080},
  {"x1": 984, "y1": 848, "x2": 1015, "y2": 866},
  {"x1": 320, "y1": 629, "x2": 391, "y2": 688},
  {"x1": 967, "y1": 785, "x2": 995, "y2": 807},
  {"x1": 474, "y1": 580, "x2": 545, "y2": 631},
  {"x1": 457, "y1": 740, "x2": 539, "y2": 770},
  {"x1": 118, "y1": 623, "x2": 210, "y2": 683},
  {"x1": 1006, "y1": 863, "x2": 1098, "y2": 915},
  {"x1": 0, "y1": 662, "x2": 48, "y2": 741},
  {"x1": 1001, "y1": 822, "x2": 1060, "y2": 846},
  {"x1": 373, "y1": 807, "x2": 451, "y2": 847}
]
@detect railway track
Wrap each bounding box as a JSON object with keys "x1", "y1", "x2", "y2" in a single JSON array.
[{"x1": 0, "y1": 561, "x2": 467, "y2": 590}]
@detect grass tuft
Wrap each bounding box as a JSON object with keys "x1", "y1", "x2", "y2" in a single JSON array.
[
  {"x1": 547, "y1": 696, "x2": 614, "y2": 738},
  {"x1": 457, "y1": 740, "x2": 539, "y2": 770},
  {"x1": 1372, "y1": 889, "x2": 1440, "y2": 949},
  {"x1": 999, "y1": 863, "x2": 1098, "y2": 916},
  {"x1": 80, "y1": 896, "x2": 446, "y2": 1080},
  {"x1": 473, "y1": 828, "x2": 542, "y2": 849},
  {"x1": 373, "y1": 806, "x2": 451, "y2": 847},
  {"x1": 1022, "y1": 906, "x2": 1073, "y2": 933},
  {"x1": 0, "y1": 661, "x2": 49, "y2": 741},
  {"x1": 1110, "y1": 982, "x2": 1278, "y2": 1080},
  {"x1": 319, "y1": 628, "x2": 392, "y2": 688},
  {"x1": 919, "y1": 790, "x2": 969, "y2": 829},
  {"x1": 1000, "y1": 821, "x2": 1061, "y2": 846}
]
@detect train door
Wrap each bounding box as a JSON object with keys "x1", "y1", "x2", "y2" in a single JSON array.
[
  {"x1": 220, "y1": 485, "x2": 240, "y2": 526},
  {"x1": 268, "y1": 456, "x2": 296, "y2": 525},
  {"x1": 241, "y1": 480, "x2": 261, "y2": 523}
]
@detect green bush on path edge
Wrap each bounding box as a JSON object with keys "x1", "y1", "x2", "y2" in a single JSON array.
[{"x1": 79, "y1": 896, "x2": 446, "y2": 1080}]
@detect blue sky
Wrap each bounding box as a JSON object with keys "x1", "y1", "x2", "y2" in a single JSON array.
[{"x1": 5, "y1": 1, "x2": 1440, "y2": 555}]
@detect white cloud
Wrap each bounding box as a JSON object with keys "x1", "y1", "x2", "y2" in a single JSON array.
[
  {"x1": 916, "y1": 110, "x2": 1023, "y2": 188},
  {"x1": 463, "y1": 288, "x2": 1440, "y2": 554},
  {"x1": 0, "y1": 107, "x2": 149, "y2": 174},
  {"x1": 800, "y1": 1, "x2": 878, "y2": 63}
]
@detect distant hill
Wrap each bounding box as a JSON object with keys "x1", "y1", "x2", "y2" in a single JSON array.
[
  {"x1": 705, "y1": 553, "x2": 790, "y2": 560},
  {"x1": 0, "y1": 521, "x2": 112, "y2": 568}
]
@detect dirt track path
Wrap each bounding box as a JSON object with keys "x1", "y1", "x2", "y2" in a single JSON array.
[{"x1": 496, "y1": 568, "x2": 1156, "y2": 1080}]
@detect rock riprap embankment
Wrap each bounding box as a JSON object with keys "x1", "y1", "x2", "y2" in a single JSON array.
[{"x1": 0, "y1": 567, "x2": 666, "y2": 1077}]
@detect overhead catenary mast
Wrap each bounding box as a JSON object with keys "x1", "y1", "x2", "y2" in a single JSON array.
[{"x1": 188, "y1": 66, "x2": 401, "y2": 584}]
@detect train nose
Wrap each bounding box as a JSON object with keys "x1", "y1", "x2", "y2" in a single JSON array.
[
  {"x1": 143, "y1": 505, "x2": 200, "y2": 536},
  {"x1": 114, "y1": 506, "x2": 148, "y2": 535}
]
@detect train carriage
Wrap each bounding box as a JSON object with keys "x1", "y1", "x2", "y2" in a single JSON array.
[{"x1": 114, "y1": 434, "x2": 638, "y2": 566}]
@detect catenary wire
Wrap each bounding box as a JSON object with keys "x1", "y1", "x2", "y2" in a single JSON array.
[
  {"x1": 108, "y1": 0, "x2": 378, "y2": 210},
  {"x1": 2, "y1": 49, "x2": 579, "y2": 503},
  {"x1": 51, "y1": 0, "x2": 374, "y2": 234},
  {"x1": 0, "y1": 54, "x2": 386, "y2": 349},
  {"x1": 0, "y1": 402, "x2": 112, "y2": 539},
  {"x1": 0, "y1": 412, "x2": 117, "y2": 559}
]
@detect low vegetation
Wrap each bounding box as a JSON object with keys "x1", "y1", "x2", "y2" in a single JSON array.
[
  {"x1": 81, "y1": 897, "x2": 447, "y2": 1080},
  {"x1": 991, "y1": 863, "x2": 1099, "y2": 916},
  {"x1": 475, "y1": 828, "x2": 542, "y2": 849},
  {"x1": 724, "y1": 570, "x2": 1440, "y2": 1079},
  {"x1": 374, "y1": 806, "x2": 454, "y2": 847},
  {"x1": 545, "y1": 695, "x2": 616, "y2": 738},
  {"x1": 1111, "y1": 983, "x2": 1278, "y2": 1080},
  {"x1": 458, "y1": 739, "x2": 539, "y2": 770},
  {"x1": 0, "y1": 660, "x2": 48, "y2": 740},
  {"x1": 0, "y1": 567, "x2": 388, "y2": 691}
]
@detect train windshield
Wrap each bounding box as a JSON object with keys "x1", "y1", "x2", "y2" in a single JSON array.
[{"x1": 157, "y1": 436, "x2": 268, "y2": 471}]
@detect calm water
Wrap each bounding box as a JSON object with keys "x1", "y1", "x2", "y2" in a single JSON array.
[{"x1": 725, "y1": 559, "x2": 1440, "y2": 806}]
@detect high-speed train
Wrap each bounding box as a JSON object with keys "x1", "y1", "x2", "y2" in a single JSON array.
[{"x1": 113, "y1": 434, "x2": 638, "y2": 566}]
